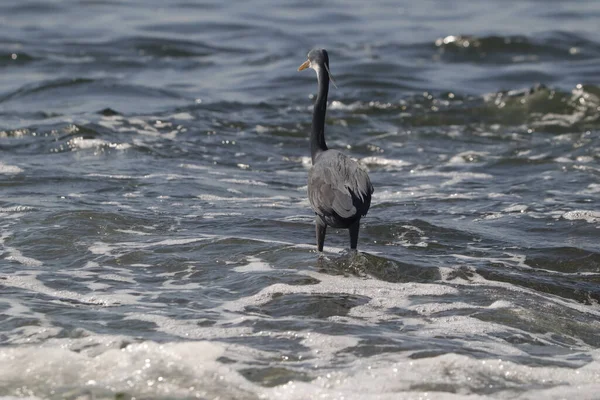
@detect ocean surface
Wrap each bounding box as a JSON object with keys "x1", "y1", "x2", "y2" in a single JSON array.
[{"x1": 1, "y1": 1, "x2": 599, "y2": 399}]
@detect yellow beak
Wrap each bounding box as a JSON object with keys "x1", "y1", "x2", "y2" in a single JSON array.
[{"x1": 298, "y1": 59, "x2": 310, "y2": 71}]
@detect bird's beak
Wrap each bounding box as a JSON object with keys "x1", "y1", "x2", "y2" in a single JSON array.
[{"x1": 298, "y1": 60, "x2": 310, "y2": 71}]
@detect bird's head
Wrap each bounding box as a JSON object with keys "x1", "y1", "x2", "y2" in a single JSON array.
[{"x1": 298, "y1": 49, "x2": 337, "y2": 88}]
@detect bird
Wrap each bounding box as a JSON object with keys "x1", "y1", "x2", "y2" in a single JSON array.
[{"x1": 298, "y1": 49, "x2": 374, "y2": 252}]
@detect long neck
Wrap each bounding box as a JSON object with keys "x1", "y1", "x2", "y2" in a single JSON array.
[{"x1": 311, "y1": 65, "x2": 329, "y2": 163}]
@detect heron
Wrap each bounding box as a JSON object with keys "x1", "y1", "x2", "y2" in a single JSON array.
[{"x1": 298, "y1": 49, "x2": 374, "y2": 252}]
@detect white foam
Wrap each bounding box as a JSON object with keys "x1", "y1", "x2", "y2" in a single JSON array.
[
  {"x1": 562, "y1": 210, "x2": 600, "y2": 223},
  {"x1": 0, "y1": 162, "x2": 23, "y2": 175},
  {"x1": 448, "y1": 151, "x2": 489, "y2": 164},
  {"x1": 88, "y1": 233, "x2": 346, "y2": 261},
  {"x1": 219, "y1": 269, "x2": 458, "y2": 315},
  {"x1": 115, "y1": 229, "x2": 152, "y2": 236},
  {"x1": 197, "y1": 194, "x2": 295, "y2": 209},
  {"x1": 198, "y1": 194, "x2": 288, "y2": 202},
  {"x1": 360, "y1": 156, "x2": 411, "y2": 170},
  {"x1": 394, "y1": 225, "x2": 429, "y2": 248},
  {"x1": 220, "y1": 178, "x2": 268, "y2": 186},
  {"x1": 0, "y1": 338, "x2": 254, "y2": 399},
  {"x1": 576, "y1": 156, "x2": 595, "y2": 163},
  {"x1": 554, "y1": 156, "x2": 573, "y2": 163},
  {"x1": 170, "y1": 112, "x2": 194, "y2": 120},
  {"x1": 202, "y1": 212, "x2": 243, "y2": 219},
  {"x1": 488, "y1": 300, "x2": 513, "y2": 309},
  {"x1": 374, "y1": 185, "x2": 479, "y2": 202},
  {"x1": 255, "y1": 124, "x2": 270, "y2": 133},
  {"x1": 502, "y1": 204, "x2": 528, "y2": 213},
  {"x1": 435, "y1": 171, "x2": 493, "y2": 186},
  {"x1": 481, "y1": 212, "x2": 503, "y2": 220},
  {"x1": 67, "y1": 137, "x2": 131, "y2": 151},
  {"x1": 87, "y1": 241, "x2": 113, "y2": 255},
  {"x1": 278, "y1": 215, "x2": 314, "y2": 223},
  {"x1": 378, "y1": 170, "x2": 492, "y2": 191},
  {"x1": 123, "y1": 313, "x2": 253, "y2": 340},
  {"x1": 0, "y1": 298, "x2": 59, "y2": 345},
  {"x1": 0, "y1": 272, "x2": 131, "y2": 306},
  {"x1": 328, "y1": 100, "x2": 361, "y2": 110},
  {"x1": 2, "y1": 245, "x2": 599, "y2": 399},
  {"x1": 89, "y1": 236, "x2": 215, "y2": 255},
  {"x1": 227, "y1": 187, "x2": 243, "y2": 194},
  {"x1": 5, "y1": 249, "x2": 43, "y2": 267},
  {"x1": 205, "y1": 267, "x2": 600, "y2": 398},
  {"x1": 528, "y1": 152, "x2": 550, "y2": 160},
  {"x1": 179, "y1": 162, "x2": 209, "y2": 170},
  {"x1": 97, "y1": 273, "x2": 136, "y2": 284},
  {"x1": 300, "y1": 156, "x2": 312, "y2": 168},
  {"x1": 458, "y1": 258, "x2": 600, "y2": 318},
  {"x1": 233, "y1": 256, "x2": 273, "y2": 273},
  {"x1": 87, "y1": 173, "x2": 134, "y2": 179},
  {"x1": 0, "y1": 205, "x2": 36, "y2": 213},
  {"x1": 263, "y1": 351, "x2": 600, "y2": 400},
  {"x1": 579, "y1": 183, "x2": 600, "y2": 195},
  {"x1": 160, "y1": 280, "x2": 202, "y2": 290}
]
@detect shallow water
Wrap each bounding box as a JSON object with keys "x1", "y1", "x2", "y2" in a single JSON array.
[{"x1": 1, "y1": 1, "x2": 600, "y2": 399}]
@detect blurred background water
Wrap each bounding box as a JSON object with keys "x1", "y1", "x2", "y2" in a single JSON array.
[{"x1": 1, "y1": 1, "x2": 599, "y2": 399}]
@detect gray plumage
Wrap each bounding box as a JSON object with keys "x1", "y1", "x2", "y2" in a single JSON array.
[
  {"x1": 308, "y1": 150, "x2": 373, "y2": 227},
  {"x1": 298, "y1": 49, "x2": 374, "y2": 251}
]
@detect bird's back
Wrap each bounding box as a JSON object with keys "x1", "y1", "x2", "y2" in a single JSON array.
[{"x1": 308, "y1": 150, "x2": 373, "y2": 228}]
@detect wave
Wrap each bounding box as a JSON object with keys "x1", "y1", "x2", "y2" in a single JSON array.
[
  {"x1": 433, "y1": 31, "x2": 600, "y2": 64},
  {"x1": 318, "y1": 83, "x2": 600, "y2": 132},
  {"x1": 0, "y1": 78, "x2": 184, "y2": 104},
  {"x1": 0, "y1": 51, "x2": 35, "y2": 67}
]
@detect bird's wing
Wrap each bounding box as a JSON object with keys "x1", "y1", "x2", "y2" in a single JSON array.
[
  {"x1": 308, "y1": 152, "x2": 373, "y2": 219},
  {"x1": 308, "y1": 165, "x2": 354, "y2": 218},
  {"x1": 348, "y1": 161, "x2": 373, "y2": 216}
]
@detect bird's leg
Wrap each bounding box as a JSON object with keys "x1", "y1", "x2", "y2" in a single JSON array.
[
  {"x1": 349, "y1": 219, "x2": 360, "y2": 250},
  {"x1": 316, "y1": 219, "x2": 326, "y2": 252}
]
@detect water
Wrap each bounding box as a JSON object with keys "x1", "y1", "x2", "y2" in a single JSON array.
[{"x1": 1, "y1": 0, "x2": 599, "y2": 398}]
